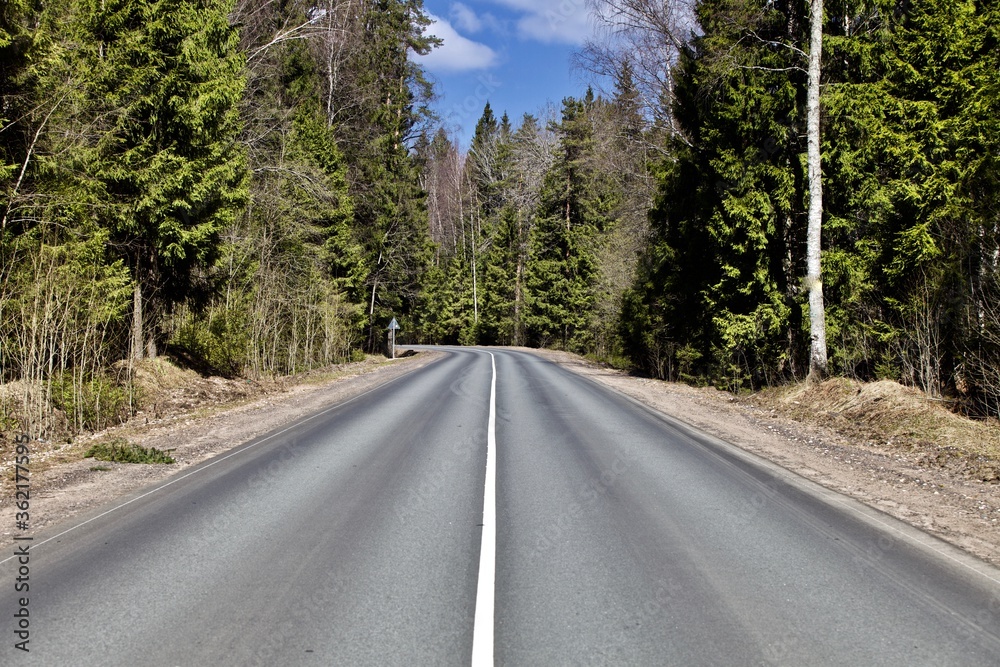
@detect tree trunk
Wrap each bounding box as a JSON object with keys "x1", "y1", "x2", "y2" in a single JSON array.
[
  {"x1": 472, "y1": 211, "x2": 479, "y2": 324},
  {"x1": 132, "y1": 282, "x2": 143, "y2": 361},
  {"x1": 514, "y1": 213, "x2": 525, "y2": 345},
  {"x1": 806, "y1": 0, "x2": 828, "y2": 381}
]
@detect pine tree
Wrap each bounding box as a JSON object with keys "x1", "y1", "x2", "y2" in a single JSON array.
[
  {"x1": 339, "y1": 0, "x2": 438, "y2": 350},
  {"x1": 188, "y1": 0, "x2": 367, "y2": 376},
  {"x1": 612, "y1": 59, "x2": 644, "y2": 147},
  {"x1": 823, "y1": 0, "x2": 1000, "y2": 401},
  {"x1": 468, "y1": 104, "x2": 523, "y2": 344},
  {"x1": 421, "y1": 254, "x2": 476, "y2": 344},
  {"x1": 468, "y1": 102, "x2": 499, "y2": 217},
  {"x1": 1, "y1": 0, "x2": 36, "y2": 234},
  {"x1": 479, "y1": 204, "x2": 519, "y2": 344}
]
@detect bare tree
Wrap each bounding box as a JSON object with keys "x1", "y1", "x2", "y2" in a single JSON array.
[
  {"x1": 578, "y1": 0, "x2": 697, "y2": 147},
  {"x1": 586, "y1": 96, "x2": 655, "y2": 359},
  {"x1": 423, "y1": 131, "x2": 467, "y2": 260}
]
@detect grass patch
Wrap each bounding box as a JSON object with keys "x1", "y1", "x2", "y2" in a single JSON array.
[
  {"x1": 84, "y1": 438, "x2": 175, "y2": 464},
  {"x1": 89, "y1": 465, "x2": 111, "y2": 472}
]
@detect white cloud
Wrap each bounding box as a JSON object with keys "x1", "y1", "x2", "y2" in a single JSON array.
[
  {"x1": 450, "y1": 2, "x2": 482, "y2": 33},
  {"x1": 418, "y1": 14, "x2": 499, "y2": 73},
  {"x1": 490, "y1": 0, "x2": 595, "y2": 45}
]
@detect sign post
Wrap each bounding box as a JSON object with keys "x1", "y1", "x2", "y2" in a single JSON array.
[{"x1": 387, "y1": 317, "x2": 400, "y2": 359}]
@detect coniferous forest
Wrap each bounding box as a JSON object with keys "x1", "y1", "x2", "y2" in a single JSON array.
[{"x1": 2, "y1": 0, "x2": 999, "y2": 438}]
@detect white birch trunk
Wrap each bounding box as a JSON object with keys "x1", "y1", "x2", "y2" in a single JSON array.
[{"x1": 806, "y1": 0, "x2": 828, "y2": 380}]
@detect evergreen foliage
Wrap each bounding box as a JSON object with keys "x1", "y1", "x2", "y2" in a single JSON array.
[
  {"x1": 1, "y1": 0, "x2": 441, "y2": 435},
  {"x1": 338, "y1": 0, "x2": 438, "y2": 351},
  {"x1": 526, "y1": 94, "x2": 617, "y2": 350},
  {"x1": 617, "y1": 0, "x2": 1000, "y2": 414},
  {"x1": 78, "y1": 0, "x2": 250, "y2": 356},
  {"x1": 3, "y1": 0, "x2": 1000, "y2": 437},
  {"x1": 623, "y1": 0, "x2": 809, "y2": 389}
]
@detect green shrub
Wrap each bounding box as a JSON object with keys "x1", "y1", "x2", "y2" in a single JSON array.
[
  {"x1": 170, "y1": 304, "x2": 250, "y2": 376},
  {"x1": 84, "y1": 438, "x2": 175, "y2": 464},
  {"x1": 50, "y1": 373, "x2": 137, "y2": 431}
]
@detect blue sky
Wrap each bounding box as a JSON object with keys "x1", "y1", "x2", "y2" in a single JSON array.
[{"x1": 414, "y1": 0, "x2": 603, "y2": 146}]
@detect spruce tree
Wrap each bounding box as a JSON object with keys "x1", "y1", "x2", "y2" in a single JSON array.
[
  {"x1": 470, "y1": 104, "x2": 522, "y2": 344},
  {"x1": 0, "y1": 0, "x2": 35, "y2": 234},
  {"x1": 81, "y1": 0, "x2": 249, "y2": 358},
  {"x1": 526, "y1": 96, "x2": 613, "y2": 350},
  {"x1": 339, "y1": 0, "x2": 437, "y2": 350},
  {"x1": 623, "y1": 0, "x2": 809, "y2": 387},
  {"x1": 823, "y1": 0, "x2": 1000, "y2": 399}
]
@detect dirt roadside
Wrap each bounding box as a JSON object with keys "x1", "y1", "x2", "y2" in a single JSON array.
[{"x1": 4, "y1": 346, "x2": 1000, "y2": 568}]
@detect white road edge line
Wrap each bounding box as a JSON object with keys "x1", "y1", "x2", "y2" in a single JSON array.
[{"x1": 471, "y1": 352, "x2": 497, "y2": 666}]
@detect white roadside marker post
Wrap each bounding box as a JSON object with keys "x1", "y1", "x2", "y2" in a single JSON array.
[{"x1": 387, "y1": 317, "x2": 400, "y2": 359}]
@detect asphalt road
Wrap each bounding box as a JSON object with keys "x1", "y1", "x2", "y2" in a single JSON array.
[{"x1": 4, "y1": 347, "x2": 1000, "y2": 665}]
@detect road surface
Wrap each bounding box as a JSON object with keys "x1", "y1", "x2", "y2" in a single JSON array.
[{"x1": 3, "y1": 347, "x2": 1000, "y2": 665}]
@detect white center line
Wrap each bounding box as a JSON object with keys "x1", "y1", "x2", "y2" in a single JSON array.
[{"x1": 471, "y1": 352, "x2": 497, "y2": 666}]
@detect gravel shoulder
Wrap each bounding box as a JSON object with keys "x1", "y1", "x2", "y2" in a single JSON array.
[{"x1": 525, "y1": 348, "x2": 1000, "y2": 566}]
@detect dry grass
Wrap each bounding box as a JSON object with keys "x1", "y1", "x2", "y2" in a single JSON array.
[
  {"x1": 127, "y1": 357, "x2": 202, "y2": 396},
  {"x1": 291, "y1": 354, "x2": 393, "y2": 386},
  {"x1": 752, "y1": 378, "x2": 1000, "y2": 480},
  {"x1": 1, "y1": 357, "x2": 253, "y2": 496}
]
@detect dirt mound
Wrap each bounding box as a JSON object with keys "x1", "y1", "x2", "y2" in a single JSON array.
[
  {"x1": 754, "y1": 378, "x2": 1000, "y2": 481},
  {"x1": 125, "y1": 357, "x2": 277, "y2": 420},
  {"x1": 128, "y1": 357, "x2": 201, "y2": 394}
]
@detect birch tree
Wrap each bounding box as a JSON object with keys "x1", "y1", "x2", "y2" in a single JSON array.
[{"x1": 805, "y1": 0, "x2": 827, "y2": 379}]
